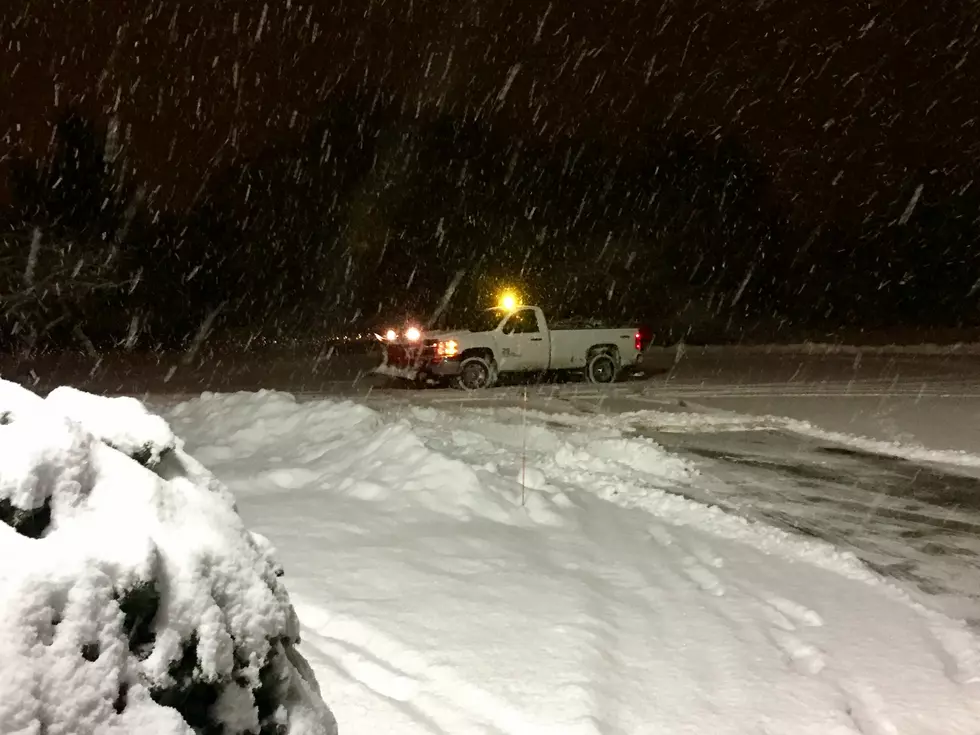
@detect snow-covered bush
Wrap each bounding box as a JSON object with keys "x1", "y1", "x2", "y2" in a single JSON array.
[{"x1": 0, "y1": 380, "x2": 337, "y2": 735}]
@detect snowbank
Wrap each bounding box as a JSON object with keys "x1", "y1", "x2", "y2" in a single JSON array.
[
  {"x1": 650, "y1": 341, "x2": 980, "y2": 356},
  {"x1": 607, "y1": 404, "x2": 980, "y2": 469},
  {"x1": 168, "y1": 391, "x2": 980, "y2": 735},
  {"x1": 0, "y1": 381, "x2": 337, "y2": 735}
]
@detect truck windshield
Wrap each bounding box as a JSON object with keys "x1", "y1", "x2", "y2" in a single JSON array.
[{"x1": 465, "y1": 308, "x2": 506, "y2": 333}]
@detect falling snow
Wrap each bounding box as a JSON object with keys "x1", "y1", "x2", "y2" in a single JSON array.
[{"x1": 2, "y1": 6, "x2": 980, "y2": 730}]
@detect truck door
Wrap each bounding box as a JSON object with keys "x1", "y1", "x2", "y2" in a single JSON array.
[{"x1": 497, "y1": 308, "x2": 550, "y2": 372}]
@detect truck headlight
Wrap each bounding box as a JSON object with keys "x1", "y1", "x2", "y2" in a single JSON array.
[
  {"x1": 385, "y1": 329, "x2": 397, "y2": 341},
  {"x1": 437, "y1": 340, "x2": 459, "y2": 357},
  {"x1": 405, "y1": 327, "x2": 421, "y2": 342}
]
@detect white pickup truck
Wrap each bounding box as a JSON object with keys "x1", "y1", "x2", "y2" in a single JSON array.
[{"x1": 373, "y1": 305, "x2": 643, "y2": 389}]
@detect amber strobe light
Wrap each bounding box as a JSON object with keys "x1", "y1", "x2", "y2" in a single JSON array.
[{"x1": 497, "y1": 290, "x2": 519, "y2": 311}]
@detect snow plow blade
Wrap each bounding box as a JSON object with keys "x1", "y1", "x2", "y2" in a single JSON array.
[{"x1": 372, "y1": 362, "x2": 421, "y2": 382}]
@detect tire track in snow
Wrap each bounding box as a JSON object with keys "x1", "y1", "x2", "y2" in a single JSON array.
[
  {"x1": 570, "y1": 576, "x2": 629, "y2": 735},
  {"x1": 627, "y1": 511, "x2": 897, "y2": 735},
  {"x1": 298, "y1": 628, "x2": 453, "y2": 735},
  {"x1": 565, "y1": 528, "x2": 684, "y2": 735},
  {"x1": 644, "y1": 524, "x2": 767, "y2": 644},
  {"x1": 835, "y1": 681, "x2": 900, "y2": 735},
  {"x1": 678, "y1": 544, "x2": 727, "y2": 597},
  {"x1": 647, "y1": 525, "x2": 836, "y2": 691},
  {"x1": 738, "y1": 586, "x2": 828, "y2": 677},
  {"x1": 293, "y1": 601, "x2": 559, "y2": 735},
  {"x1": 715, "y1": 578, "x2": 900, "y2": 735},
  {"x1": 923, "y1": 617, "x2": 980, "y2": 685}
]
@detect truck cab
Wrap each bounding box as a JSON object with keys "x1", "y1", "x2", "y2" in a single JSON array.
[{"x1": 488, "y1": 306, "x2": 551, "y2": 373}]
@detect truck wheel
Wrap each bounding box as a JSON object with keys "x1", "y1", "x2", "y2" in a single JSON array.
[
  {"x1": 586, "y1": 352, "x2": 618, "y2": 384},
  {"x1": 455, "y1": 356, "x2": 496, "y2": 390}
]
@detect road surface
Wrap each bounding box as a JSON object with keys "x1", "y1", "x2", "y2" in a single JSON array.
[{"x1": 7, "y1": 343, "x2": 980, "y2": 396}]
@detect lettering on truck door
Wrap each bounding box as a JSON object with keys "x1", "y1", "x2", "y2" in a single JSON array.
[{"x1": 498, "y1": 308, "x2": 549, "y2": 372}]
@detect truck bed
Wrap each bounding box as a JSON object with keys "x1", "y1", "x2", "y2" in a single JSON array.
[{"x1": 549, "y1": 327, "x2": 640, "y2": 369}]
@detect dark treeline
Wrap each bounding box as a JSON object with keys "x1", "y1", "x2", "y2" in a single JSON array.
[{"x1": 2, "y1": 92, "x2": 979, "y2": 352}]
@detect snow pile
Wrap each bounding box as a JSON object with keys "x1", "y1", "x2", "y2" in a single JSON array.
[
  {"x1": 650, "y1": 341, "x2": 980, "y2": 356},
  {"x1": 169, "y1": 391, "x2": 567, "y2": 526},
  {"x1": 167, "y1": 391, "x2": 694, "y2": 529},
  {"x1": 612, "y1": 406, "x2": 980, "y2": 468},
  {"x1": 169, "y1": 392, "x2": 980, "y2": 735},
  {"x1": 46, "y1": 387, "x2": 177, "y2": 467},
  {"x1": 0, "y1": 381, "x2": 337, "y2": 735}
]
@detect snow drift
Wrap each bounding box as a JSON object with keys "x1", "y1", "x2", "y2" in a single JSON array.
[
  {"x1": 649, "y1": 341, "x2": 980, "y2": 356},
  {"x1": 0, "y1": 380, "x2": 337, "y2": 735},
  {"x1": 168, "y1": 392, "x2": 980, "y2": 735}
]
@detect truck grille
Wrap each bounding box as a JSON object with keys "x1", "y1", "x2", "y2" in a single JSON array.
[{"x1": 385, "y1": 344, "x2": 435, "y2": 367}]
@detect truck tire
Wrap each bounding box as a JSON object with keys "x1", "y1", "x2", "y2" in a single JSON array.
[
  {"x1": 586, "y1": 352, "x2": 618, "y2": 384},
  {"x1": 454, "y1": 356, "x2": 497, "y2": 390}
]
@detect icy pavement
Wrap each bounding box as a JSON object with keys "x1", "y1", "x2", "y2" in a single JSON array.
[
  {"x1": 168, "y1": 392, "x2": 980, "y2": 735},
  {"x1": 631, "y1": 426, "x2": 980, "y2": 628}
]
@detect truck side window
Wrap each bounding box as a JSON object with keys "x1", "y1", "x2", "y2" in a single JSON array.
[{"x1": 503, "y1": 310, "x2": 539, "y2": 335}]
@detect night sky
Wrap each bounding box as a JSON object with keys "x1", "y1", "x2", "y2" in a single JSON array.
[
  {"x1": 2, "y1": 0, "x2": 980, "y2": 346},
  {"x1": 4, "y1": 0, "x2": 978, "y2": 217}
]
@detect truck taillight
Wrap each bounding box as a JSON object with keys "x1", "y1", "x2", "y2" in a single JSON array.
[{"x1": 635, "y1": 332, "x2": 642, "y2": 351}]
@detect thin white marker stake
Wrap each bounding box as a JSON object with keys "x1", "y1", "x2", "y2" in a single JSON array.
[{"x1": 521, "y1": 385, "x2": 528, "y2": 507}]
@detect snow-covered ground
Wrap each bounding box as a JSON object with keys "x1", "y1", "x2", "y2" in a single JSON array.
[
  {"x1": 168, "y1": 391, "x2": 980, "y2": 735},
  {"x1": 7, "y1": 346, "x2": 980, "y2": 732}
]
